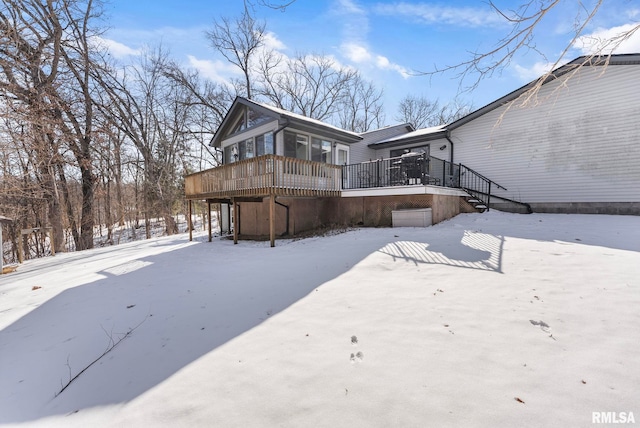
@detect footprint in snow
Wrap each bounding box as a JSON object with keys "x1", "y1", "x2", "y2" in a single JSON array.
[{"x1": 529, "y1": 319, "x2": 550, "y2": 332}]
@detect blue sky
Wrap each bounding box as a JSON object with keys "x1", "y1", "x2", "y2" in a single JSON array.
[{"x1": 103, "y1": 0, "x2": 640, "y2": 125}]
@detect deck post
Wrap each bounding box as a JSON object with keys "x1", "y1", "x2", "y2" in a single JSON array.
[
  {"x1": 188, "y1": 200, "x2": 193, "y2": 242},
  {"x1": 233, "y1": 199, "x2": 238, "y2": 245},
  {"x1": 269, "y1": 195, "x2": 275, "y2": 248},
  {"x1": 207, "y1": 200, "x2": 212, "y2": 242}
]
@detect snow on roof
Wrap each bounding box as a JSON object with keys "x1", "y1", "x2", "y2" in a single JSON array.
[
  {"x1": 357, "y1": 123, "x2": 415, "y2": 145},
  {"x1": 369, "y1": 124, "x2": 447, "y2": 145},
  {"x1": 244, "y1": 98, "x2": 362, "y2": 138}
]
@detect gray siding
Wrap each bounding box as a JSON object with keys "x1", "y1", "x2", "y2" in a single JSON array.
[
  {"x1": 451, "y1": 65, "x2": 640, "y2": 204},
  {"x1": 350, "y1": 124, "x2": 414, "y2": 164},
  {"x1": 349, "y1": 141, "x2": 377, "y2": 164}
]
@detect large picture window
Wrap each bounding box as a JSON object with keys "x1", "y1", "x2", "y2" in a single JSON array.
[
  {"x1": 225, "y1": 106, "x2": 272, "y2": 138},
  {"x1": 256, "y1": 132, "x2": 274, "y2": 156},
  {"x1": 247, "y1": 108, "x2": 270, "y2": 128},
  {"x1": 223, "y1": 132, "x2": 274, "y2": 164},
  {"x1": 224, "y1": 144, "x2": 238, "y2": 163},
  {"x1": 284, "y1": 131, "x2": 309, "y2": 160},
  {"x1": 311, "y1": 137, "x2": 332, "y2": 163},
  {"x1": 239, "y1": 139, "x2": 254, "y2": 159}
]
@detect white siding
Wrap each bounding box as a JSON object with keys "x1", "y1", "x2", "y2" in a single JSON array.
[{"x1": 451, "y1": 65, "x2": 640, "y2": 203}]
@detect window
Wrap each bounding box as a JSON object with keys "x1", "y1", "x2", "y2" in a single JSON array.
[
  {"x1": 390, "y1": 145, "x2": 429, "y2": 158},
  {"x1": 256, "y1": 132, "x2": 274, "y2": 156},
  {"x1": 311, "y1": 137, "x2": 332, "y2": 163},
  {"x1": 284, "y1": 131, "x2": 309, "y2": 160},
  {"x1": 225, "y1": 107, "x2": 272, "y2": 138},
  {"x1": 239, "y1": 139, "x2": 255, "y2": 159},
  {"x1": 226, "y1": 112, "x2": 246, "y2": 136},
  {"x1": 224, "y1": 144, "x2": 238, "y2": 163},
  {"x1": 247, "y1": 108, "x2": 270, "y2": 128}
]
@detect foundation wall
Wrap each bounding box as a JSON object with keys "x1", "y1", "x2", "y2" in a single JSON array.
[{"x1": 236, "y1": 194, "x2": 473, "y2": 238}]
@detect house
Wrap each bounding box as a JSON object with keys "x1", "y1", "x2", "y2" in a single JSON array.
[
  {"x1": 356, "y1": 53, "x2": 640, "y2": 214},
  {"x1": 185, "y1": 98, "x2": 474, "y2": 246},
  {"x1": 185, "y1": 53, "x2": 640, "y2": 246}
]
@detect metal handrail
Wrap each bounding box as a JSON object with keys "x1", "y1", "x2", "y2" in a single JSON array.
[{"x1": 341, "y1": 154, "x2": 461, "y2": 189}]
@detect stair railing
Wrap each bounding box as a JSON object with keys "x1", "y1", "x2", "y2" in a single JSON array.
[{"x1": 458, "y1": 164, "x2": 507, "y2": 212}]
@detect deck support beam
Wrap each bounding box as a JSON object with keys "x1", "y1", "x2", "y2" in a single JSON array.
[
  {"x1": 207, "y1": 200, "x2": 212, "y2": 242},
  {"x1": 269, "y1": 195, "x2": 276, "y2": 247},
  {"x1": 233, "y1": 199, "x2": 239, "y2": 245},
  {"x1": 188, "y1": 200, "x2": 193, "y2": 242}
]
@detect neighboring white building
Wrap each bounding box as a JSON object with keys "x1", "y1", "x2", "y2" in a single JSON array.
[{"x1": 358, "y1": 54, "x2": 640, "y2": 214}]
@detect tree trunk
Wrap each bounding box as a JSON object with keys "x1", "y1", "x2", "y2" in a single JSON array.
[
  {"x1": 78, "y1": 148, "x2": 95, "y2": 250},
  {"x1": 56, "y1": 162, "x2": 79, "y2": 251},
  {"x1": 39, "y1": 163, "x2": 65, "y2": 253}
]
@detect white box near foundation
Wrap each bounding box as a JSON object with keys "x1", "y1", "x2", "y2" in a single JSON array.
[{"x1": 392, "y1": 208, "x2": 432, "y2": 227}]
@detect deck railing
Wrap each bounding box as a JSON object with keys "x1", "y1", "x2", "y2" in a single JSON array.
[
  {"x1": 185, "y1": 153, "x2": 530, "y2": 213},
  {"x1": 341, "y1": 154, "x2": 461, "y2": 189},
  {"x1": 185, "y1": 154, "x2": 342, "y2": 199}
]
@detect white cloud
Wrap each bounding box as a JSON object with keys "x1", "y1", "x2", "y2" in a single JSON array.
[
  {"x1": 341, "y1": 42, "x2": 372, "y2": 63},
  {"x1": 574, "y1": 22, "x2": 640, "y2": 55},
  {"x1": 375, "y1": 55, "x2": 410, "y2": 79},
  {"x1": 187, "y1": 55, "x2": 241, "y2": 84},
  {"x1": 331, "y1": 0, "x2": 412, "y2": 79},
  {"x1": 263, "y1": 31, "x2": 287, "y2": 51},
  {"x1": 513, "y1": 61, "x2": 556, "y2": 82},
  {"x1": 332, "y1": 0, "x2": 370, "y2": 41},
  {"x1": 373, "y1": 2, "x2": 505, "y2": 28},
  {"x1": 95, "y1": 37, "x2": 141, "y2": 58},
  {"x1": 335, "y1": 0, "x2": 365, "y2": 15},
  {"x1": 340, "y1": 42, "x2": 410, "y2": 79}
]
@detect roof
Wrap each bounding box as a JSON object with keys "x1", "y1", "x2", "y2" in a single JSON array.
[
  {"x1": 210, "y1": 97, "x2": 362, "y2": 147},
  {"x1": 358, "y1": 123, "x2": 414, "y2": 145},
  {"x1": 209, "y1": 54, "x2": 640, "y2": 151},
  {"x1": 448, "y1": 53, "x2": 640, "y2": 131},
  {"x1": 366, "y1": 124, "x2": 448, "y2": 149}
]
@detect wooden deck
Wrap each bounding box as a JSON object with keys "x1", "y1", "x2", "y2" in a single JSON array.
[{"x1": 185, "y1": 154, "x2": 342, "y2": 200}]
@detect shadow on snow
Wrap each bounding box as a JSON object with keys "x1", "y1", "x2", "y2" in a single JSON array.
[{"x1": 0, "y1": 212, "x2": 638, "y2": 423}]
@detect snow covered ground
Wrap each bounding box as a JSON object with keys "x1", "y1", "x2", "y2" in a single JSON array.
[{"x1": 0, "y1": 211, "x2": 638, "y2": 427}]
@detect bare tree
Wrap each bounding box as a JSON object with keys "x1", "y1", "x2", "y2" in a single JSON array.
[
  {"x1": 257, "y1": 52, "x2": 358, "y2": 121},
  {"x1": 395, "y1": 96, "x2": 441, "y2": 129},
  {"x1": 396, "y1": 95, "x2": 473, "y2": 128},
  {"x1": 337, "y1": 75, "x2": 385, "y2": 132},
  {"x1": 162, "y1": 62, "x2": 231, "y2": 170},
  {"x1": 426, "y1": 1, "x2": 639, "y2": 98},
  {"x1": 245, "y1": 0, "x2": 296, "y2": 10},
  {"x1": 95, "y1": 47, "x2": 207, "y2": 236},
  {"x1": 205, "y1": 6, "x2": 266, "y2": 99},
  {"x1": 207, "y1": 7, "x2": 385, "y2": 131},
  {"x1": 0, "y1": 0, "x2": 108, "y2": 251}
]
